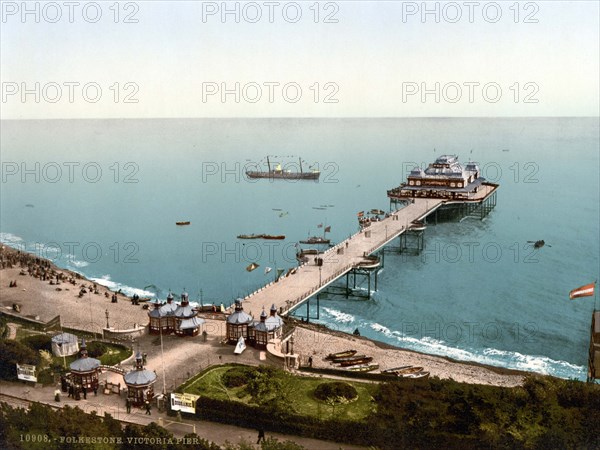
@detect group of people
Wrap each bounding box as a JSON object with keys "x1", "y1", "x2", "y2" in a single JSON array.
[
  {"x1": 1, "y1": 246, "x2": 83, "y2": 287},
  {"x1": 61, "y1": 376, "x2": 98, "y2": 401},
  {"x1": 79, "y1": 283, "x2": 100, "y2": 298}
]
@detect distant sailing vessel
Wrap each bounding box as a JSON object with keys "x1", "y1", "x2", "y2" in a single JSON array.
[{"x1": 246, "y1": 156, "x2": 320, "y2": 180}]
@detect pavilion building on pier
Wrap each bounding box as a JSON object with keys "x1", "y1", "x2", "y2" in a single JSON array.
[{"x1": 387, "y1": 155, "x2": 489, "y2": 200}]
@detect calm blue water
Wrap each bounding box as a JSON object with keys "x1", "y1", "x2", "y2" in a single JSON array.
[{"x1": 1, "y1": 118, "x2": 598, "y2": 379}]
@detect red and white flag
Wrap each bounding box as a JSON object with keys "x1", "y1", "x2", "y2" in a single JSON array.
[{"x1": 569, "y1": 282, "x2": 596, "y2": 300}]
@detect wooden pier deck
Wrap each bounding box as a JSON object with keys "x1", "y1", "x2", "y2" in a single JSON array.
[{"x1": 239, "y1": 185, "x2": 497, "y2": 317}]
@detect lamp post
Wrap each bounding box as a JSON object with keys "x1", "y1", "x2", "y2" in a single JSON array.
[{"x1": 105, "y1": 309, "x2": 110, "y2": 329}]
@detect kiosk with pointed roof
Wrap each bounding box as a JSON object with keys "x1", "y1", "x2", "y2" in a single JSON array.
[
  {"x1": 69, "y1": 339, "x2": 100, "y2": 391},
  {"x1": 124, "y1": 351, "x2": 157, "y2": 407},
  {"x1": 226, "y1": 299, "x2": 254, "y2": 343},
  {"x1": 174, "y1": 290, "x2": 205, "y2": 336},
  {"x1": 148, "y1": 291, "x2": 178, "y2": 334},
  {"x1": 248, "y1": 304, "x2": 284, "y2": 349}
]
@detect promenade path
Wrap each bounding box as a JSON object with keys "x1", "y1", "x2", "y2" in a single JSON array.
[{"x1": 0, "y1": 381, "x2": 365, "y2": 449}]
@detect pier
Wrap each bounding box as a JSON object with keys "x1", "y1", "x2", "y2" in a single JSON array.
[{"x1": 240, "y1": 183, "x2": 498, "y2": 317}]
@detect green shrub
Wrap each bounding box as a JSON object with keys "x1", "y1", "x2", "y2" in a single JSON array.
[
  {"x1": 87, "y1": 341, "x2": 108, "y2": 358},
  {"x1": 0, "y1": 339, "x2": 40, "y2": 380},
  {"x1": 222, "y1": 366, "x2": 255, "y2": 388},
  {"x1": 37, "y1": 368, "x2": 55, "y2": 385},
  {"x1": 314, "y1": 382, "x2": 358, "y2": 402},
  {"x1": 20, "y1": 334, "x2": 52, "y2": 352}
]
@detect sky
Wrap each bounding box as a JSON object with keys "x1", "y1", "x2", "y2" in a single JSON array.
[{"x1": 0, "y1": 0, "x2": 599, "y2": 119}]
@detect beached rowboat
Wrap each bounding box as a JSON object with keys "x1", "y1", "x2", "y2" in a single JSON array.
[
  {"x1": 339, "y1": 357, "x2": 373, "y2": 367},
  {"x1": 403, "y1": 371, "x2": 430, "y2": 379},
  {"x1": 325, "y1": 350, "x2": 357, "y2": 360},
  {"x1": 330, "y1": 354, "x2": 367, "y2": 363},
  {"x1": 395, "y1": 366, "x2": 424, "y2": 376},
  {"x1": 381, "y1": 365, "x2": 413, "y2": 374},
  {"x1": 346, "y1": 364, "x2": 379, "y2": 372}
]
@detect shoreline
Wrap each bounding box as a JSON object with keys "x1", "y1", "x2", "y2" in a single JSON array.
[
  {"x1": 290, "y1": 318, "x2": 529, "y2": 379},
  {"x1": 0, "y1": 243, "x2": 542, "y2": 386}
]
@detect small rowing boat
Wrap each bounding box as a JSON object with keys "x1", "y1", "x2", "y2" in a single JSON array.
[
  {"x1": 403, "y1": 371, "x2": 430, "y2": 379},
  {"x1": 409, "y1": 221, "x2": 426, "y2": 231},
  {"x1": 346, "y1": 364, "x2": 379, "y2": 372},
  {"x1": 330, "y1": 354, "x2": 367, "y2": 363},
  {"x1": 395, "y1": 366, "x2": 424, "y2": 376},
  {"x1": 176, "y1": 221, "x2": 191, "y2": 226},
  {"x1": 325, "y1": 350, "x2": 357, "y2": 360},
  {"x1": 339, "y1": 357, "x2": 373, "y2": 367},
  {"x1": 381, "y1": 365, "x2": 413, "y2": 374}
]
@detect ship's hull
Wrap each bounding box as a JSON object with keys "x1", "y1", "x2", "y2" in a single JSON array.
[{"x1": 246, "y1": 171, "x2": 320, "y2": 180}]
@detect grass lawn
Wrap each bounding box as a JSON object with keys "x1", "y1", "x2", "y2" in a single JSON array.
[{"x1": 182, "y1": 364, "x2": 378, "y2": 421}]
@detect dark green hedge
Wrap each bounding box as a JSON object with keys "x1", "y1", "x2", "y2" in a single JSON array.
[
  {"x1": 0, "y1": 339, "x2": 40, "y2": 381},
  {"x1": 20, "y1": 334, "x2": 52, "y2": 352},
  {"x1": 313, "y1": 382, "x2": 358, "y2": 401},
  {"x1": 86, "y1": 341, "x2": 108, "y2": 358},
  {"x1": 195, "y1": 396, "x2": 374, "y2": 446},
  {"x1": 222, "y1": 366, "x2": 255, "y2": 388}
]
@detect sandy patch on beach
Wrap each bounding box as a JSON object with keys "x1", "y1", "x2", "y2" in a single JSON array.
[{"x1": 292, "y1": 325, "x2": 524, "y2": 387}]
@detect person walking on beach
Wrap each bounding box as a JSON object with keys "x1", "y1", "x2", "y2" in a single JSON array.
[
  {"x1": 145, "y1": 401, "x2": 151, "y2": 415},
  {"x1": 126, "y1": 398, "x2": 131, "y2": 414},
  {"x1": 256, "y1": 428, "x2": 265, "y2": 444}
]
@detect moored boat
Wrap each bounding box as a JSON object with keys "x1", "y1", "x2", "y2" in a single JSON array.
[
  {"x1": 339, "y1": 357, "x2": 373, "y2": 367},
  {"x1": 330, "y1": 354, "x2": 367, "y2": 363},
  {"x1": 262, "y1": 234, "x2": 285, "y2": 240},
  {"x1": 409, "y1": 220, "x2": 426, "y2": 231},
  {"x1": 300, "y1": 236, "x2": 331, "y2": 245},
  {"x1": 381, "y1": 365, "x2": 413, "y2": 374},
  {"x1": 355, "y1": 255, "x2": 380, "y2": 269},
  {"x1": 395, "y1": 366, "x2": 424, "y2": 376},
  {"x1": 325, "y1": 350, "x2": 357, "y2": 360},
  {"x1": 346, "y1": 363, "x2": 379, "y2": 372},
  {"x1": 296, "y1": 249, "x2": 319, "y2": 262},
  {"x1": 403, "y1": 371, "x2": 430, "y2": 379},
  {"x1": 370, "y1": 209, "x2": 385, "y2": 215},
  {"x1": 176, "y1": 221, "x2": 191, "y2": 226},
  {"x1": 237, "y1": 234, "x2": 263, "y2": 239}
]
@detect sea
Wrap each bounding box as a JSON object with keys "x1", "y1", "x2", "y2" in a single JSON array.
[{"x1": 1, "y1": 117, "x2": 598, "y2": 380}]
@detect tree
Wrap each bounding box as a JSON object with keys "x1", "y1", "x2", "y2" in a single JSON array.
[{"x1": 0, "y1": 339, "x2": 40, "y2": 380}]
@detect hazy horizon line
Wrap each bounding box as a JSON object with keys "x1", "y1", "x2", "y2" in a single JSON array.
[{"x1": 1, "y1": 116, "x2": 599, "y2": 121}]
